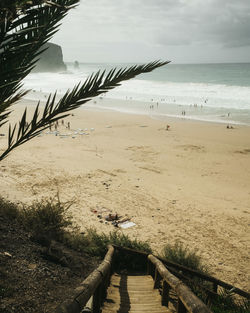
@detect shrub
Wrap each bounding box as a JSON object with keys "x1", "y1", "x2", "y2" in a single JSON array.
[
  {"x1": 64, "y1": 228, "x2": 152, "y2": 272},
  {"x1": 211, "y1": 289, "x2": 250, "y2": 313},
  {"x1": 64, "y1": 228, "x2": 151, "y2": 258},
  {"x1": 0, "y1": 197, "x2": 19, "y2": 220},
  {"x1": 21, "y1": 196, "x2": 73, "y2": 243},
  {"x1": 161, "y1": 241, "x2": 208, "y2": 273}
]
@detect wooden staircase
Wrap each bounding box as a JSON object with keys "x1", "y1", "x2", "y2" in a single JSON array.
[
  {"x1": 56, "y1": 245, "x2": 249, "y2": 313},
  {"x1": 101, "y1": 273, "x2": 172, "y2": 313}
]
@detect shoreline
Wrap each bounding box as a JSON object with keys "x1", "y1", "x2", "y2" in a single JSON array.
[
  {"x1": 1, "y1": 99, "x2": 250, "y2": 292},
  {"x1": 21, "y1": 91, "x2": 250, "y2": 127}
]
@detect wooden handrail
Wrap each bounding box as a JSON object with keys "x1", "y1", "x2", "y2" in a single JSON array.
[
  {"x1": 157, "y1": 256, "x2": 250, "y2": 299},
  {"x1": 56, "y1": 245, "x2": 114, "y2": 313},
  {"x1": 113, "y1": 245, "x2": 250, "y2": 300},
  {"x1": 166, "y1": 265, "x2": 219, "y2": 300},
  {"x1": 148, "y1": 254, "x2": 213, "y2": 313}
]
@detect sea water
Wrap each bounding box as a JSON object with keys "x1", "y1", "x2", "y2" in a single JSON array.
[{"x1": 23, "y1": 62, "x2": 250, "y2": 125}]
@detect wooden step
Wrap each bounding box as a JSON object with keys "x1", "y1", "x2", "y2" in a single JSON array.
[
  {"x1": 102, "y1": 307, "x2": 171, "y2": 313},
  {"x1": 102, "y1": 309, "x2": 171, "y2": 313},
  {"x1": 101, "y1": 274, "x2": 172, "y2": 313},
  {"x1": 106, "y1": 295, "x2": 162, "y2": 302},
  {"x1": 102, "y1": 304, "x2": 170, "y2": 310},
  {"x1": 102, "y1": 308, "x2": 171, "y2": 313}
]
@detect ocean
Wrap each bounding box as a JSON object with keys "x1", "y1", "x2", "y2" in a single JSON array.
[{"x1": 23, "y1": 62, "x2": 250, "y2": 125}]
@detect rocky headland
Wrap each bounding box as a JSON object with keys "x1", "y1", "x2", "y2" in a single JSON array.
[{"x1": 33, "y1": 42, "x2": 67, "y2": 72}]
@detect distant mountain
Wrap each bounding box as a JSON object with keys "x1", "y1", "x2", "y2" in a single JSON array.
[{"x1": 33, "y1": 43, "x2": 67, "y2": 72}]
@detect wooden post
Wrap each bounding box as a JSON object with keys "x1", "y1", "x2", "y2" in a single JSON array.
[
  {"x1": 92, "y1": 284, "x2": 101, "y2": 313},
  {"x1": 147, "y1": 260, "x2": 152, "y2": 277},
  {"x1": 154, "y1": 268, "x2": 161, "y2": 289},
  {"x1": 162, "y1": 280, "x2": 170, "y2": 307},
  {"x1": 101, "y1": 280, "x2": 106, "y2": 303},
  {"x1": 147, "y1": 259, "x2": 151, "y2": 275},
  {"x1": 103, "y1": 270, "x2": 109, "y2": 299},
  {"x1": 213, "y1": 282, "x2": 218, "y2": 293},
  {"x1": 177, "y1": 298, "x2": 187, "y2": 313}
]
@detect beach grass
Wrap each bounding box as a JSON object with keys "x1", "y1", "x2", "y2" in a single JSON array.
[
  {"x1": 0, "y1": 196, "x2": 151, "y2": 257},
  {"x1": 63, "y1": 228, "x2": 152, "y2": 258},
  {"x1": 161, "y1": 241, "x2": 208, "y2": 273},
  {"x1": 211, "y1": 289, "x2": 250, "y2": 313},
  {"x1": 160, "y1": 241, "x2": 249, "y2": 312}
]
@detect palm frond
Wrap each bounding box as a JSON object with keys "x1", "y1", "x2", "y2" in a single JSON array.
[
  {"x1": 0, "y1": 89, "x2": 28, "y2": 127},
  {"x1": 0, "y1": 0, "x2": 79, "y2": 126},
  {"x1": 0, "y1": 61, "x2": 170, "y2": 161}
]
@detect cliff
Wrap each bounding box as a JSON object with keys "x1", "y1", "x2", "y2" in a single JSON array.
[{"x1": 33, "y1": 42, "x2": 67, "y2": 72}]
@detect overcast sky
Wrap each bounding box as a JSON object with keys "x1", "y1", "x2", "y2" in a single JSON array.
[{"x1": 52, "y1": 0, "x2": 250, "y2": 64}]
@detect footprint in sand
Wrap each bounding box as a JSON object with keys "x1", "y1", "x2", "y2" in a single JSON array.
[
  {"x1": 126, "y1": 145, "x2": 149, "y2": 151},
  {"x1": 176, "y1": 144, "x2": 205, "y2": 152},
  {"x1": 138, "y1": 166, "x2": 161, "y2": 174},
  {"x1": 97, "y1": 169, "x2": 117, "y2": 177},
  {"x1": 126, "y1": 145, "x2": 158, "y2": 162},
  {"x1": 114, "y1": 169, "x2": 127, "y2": 174},
  {"x1": 234, "y1": 148, "x2": 250, "y2": 154}
]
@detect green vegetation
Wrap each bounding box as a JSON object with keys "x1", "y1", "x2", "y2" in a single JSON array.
[
  {"x1": 0, "y1": 197, "x2": 20, "y2": 220},
  {"x1": 0, "y1": 196, "x2": 73, "y2": 242},
  {"x1": 161, "y1": 241, "x2": 208, "y2": 273},
  {"x1": 0, "y1": 196, "x2": 151, "y2": 274},
  {"x1": 161, "y1": 241, "x2": 249, "y2": 313},
  {"x1": 211, "y1": 289, "x2": 250, "y2": 313},
  {"x1": 21, "y1": 196, "x2": 73, "y2": 242},
  {"x1": 0, "y1": 196, "x2": 151, "y2": 257},
  {"x1": 64, "y1": 228, "x2": 151, "y2": 258},
  {"x1": 64, "y1": 229, "x2": 151, "y2": 272}
]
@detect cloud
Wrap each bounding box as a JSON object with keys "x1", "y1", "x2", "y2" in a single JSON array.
[
  {"x1": 52, "y1": 0, "x2": 250, "y2": 62},
  {"x1": 150, "y1": 0, "x2": 250, "y2": 47}
]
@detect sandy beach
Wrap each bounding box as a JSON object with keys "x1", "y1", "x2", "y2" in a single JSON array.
[{"x1": 0, "y1": 98, "x2": 249, "y2": 292}]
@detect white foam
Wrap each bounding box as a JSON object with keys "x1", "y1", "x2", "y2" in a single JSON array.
[{"x1": 22, "y1": 68, "x2": 250, "y2": 125}]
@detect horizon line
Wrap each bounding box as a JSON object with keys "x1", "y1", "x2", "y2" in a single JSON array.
[{"x1": 64, "y1": 61, "x2": 250, "y2": 65}]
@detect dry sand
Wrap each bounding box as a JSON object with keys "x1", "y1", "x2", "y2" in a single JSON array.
[{"x1": 0, "y1": 99, "x2": 249, "y2": 292}]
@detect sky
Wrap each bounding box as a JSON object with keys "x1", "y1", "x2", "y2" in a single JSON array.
[{"x1": 52, "y1": 0, "x2": 250, "y2": 64}]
